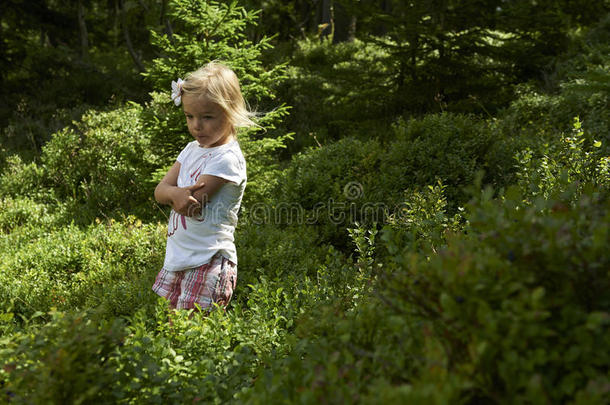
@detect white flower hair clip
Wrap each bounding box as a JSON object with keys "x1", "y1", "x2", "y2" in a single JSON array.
[{"x1": 171, "y1": 78, "x2": 184, "y2": 106}]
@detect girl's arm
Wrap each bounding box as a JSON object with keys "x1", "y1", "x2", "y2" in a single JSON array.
[
  {"x1": 190, "y1": 175, "x2": 228, "y2": 207},
  {"x1": 155, "y1": 162, "x2": 203, "y2": 216},
  {"x1": 154, "y1": 162, "x2": 228, "y2": 216}
]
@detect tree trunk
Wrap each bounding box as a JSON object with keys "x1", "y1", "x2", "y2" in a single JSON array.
[
  {"x1": 119, "y1": 0, "x2": 146, "y2": 73},
  {"x1": 77, "y1": 0, "x2": 89, "y2": 60},
  {"x1": 320, "y1": 0, "x2": 332, "y2": 38},
  {"x1": 332, "y1": 2, "x2": 356, "y2": 43},
  {"x1": 113, "y1": 0, "x2": 119, "y2": 48},
  {"x1": 348, "y1": 15, "x2": 357, "y2": 42}
]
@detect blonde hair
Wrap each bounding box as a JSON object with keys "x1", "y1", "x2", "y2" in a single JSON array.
[{"x1": 181, "y1": 61, "x2": 258, "y2": 130}]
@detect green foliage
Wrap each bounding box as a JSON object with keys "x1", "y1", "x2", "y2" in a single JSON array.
[
  {"x1": 237, "y1": 120, "x2": 294, "y2": 208},
  {"x1": 107, "y1": 303, "x2": 279, "y2": 403},
  {"x1": 0, "y1": 196, "x2": 57, "y2": 235},
  {"x1": 341, "y1": 0, "x2": 531, "y2": 113},
  {"x1": 41, "y1": 104, "x2": 158, "y2": 222},
  {"x1": 0, "y1": 155, "x2": 44, "y2": 200},
  {"x1": 378, "y1": 184, "x2": 610, "y2": 403},
  {"x1": 380, "y1": 113, "x2": 518, "y2": 207},
  {"x1": 0, "y1": 104, "x2": 92, "y2": 160},
  {"x1": 515, "y1": 117, "x2": 609, "y2": 200},
  {"x1": 239, "y1": 0, "x2": 323, "y2": 42},
  {"x1": 385, "y1": 181, "x2": 463, "y2": 255},
  {"x1": 271, "y1": 38, "x2": 394, "y2": 152},
  {"x1": 1, "y1": 311, "x2": 126, "y2": 404},
  {"x1": 0, "y1": 217, "x2": 165, "y2": 320},
  {"x1": 274, "y1": 136, "x2": 384, "y2": 247},
  {"x1": 235, "y1": 223, "x2": 327, "y2": 289},
  {"x1": 0, "y1": 1, "x2": 155, "y2": 153},
  {"x1": 500, "y1": 15, "x2": 610, "y2": 145},
  {"x1": 500, "y1": 79, "x2": 609, "y2": 150},
  {"x1": 243, "y1": 183, "x2": 610, "y2": 404},
  {"x1": 275, "y1": 113, "x2": 518, "y2": 247}
]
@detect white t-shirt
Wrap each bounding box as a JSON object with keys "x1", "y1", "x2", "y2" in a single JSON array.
[{"x1": 162, "y1": 139, "x2": 246, "y2": 271}]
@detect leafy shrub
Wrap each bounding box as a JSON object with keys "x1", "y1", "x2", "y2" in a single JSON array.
[
  {"x1": 376, "y1": 183, "x2": 610, "y2": 403},
  {"x1": 41, "y1": 104, "x2": 158, "y2": 222},
  {"x1": 554, "y1": 14, "x2": 610, "y2": 141},
  {"x1": 515, "y1": 117, "x2": 609, "y2": 200},
  {"x1": 500, "y1": 80, "x2": 609, "y2": 150},
  {"x1": 240, "y1": 117, "x2": 609, "y2": 403},
  {"x1": 499, "y1": 15, "x2": 610, "y2": 150},
  {"x1": 242, "y1": 181, "x2": 610, "y2": 404},
  {"x1": 0, "y1": 154, "x2": 45, "y2": 200},
  {"x1": 235, "y1": 222, "x2": 329, "y2": 291},
  {"x1": 0, "y1": 310, "x2": 126, "y2": 404},
  {"x1": 0, "y1": 217, "x2": 165, "y2": 320},
  {"x1": 384, "y1": 180, "x2": 463, "y2": 256},
  {"x1": 380, "y1": 113, "x2": 519, "y2": 208},
  {"x1": 274, "y1": 136, "x2": 384, "y2": 247},
  {"x1": 0, "y1": 197, "x2": 56, "y2": 234},
  {"x1": 274, "y1": 113, "x2": 518, "y2": 248},
  {"x1": 240, "y1": 223, "x2": 424, "y2": 404}
]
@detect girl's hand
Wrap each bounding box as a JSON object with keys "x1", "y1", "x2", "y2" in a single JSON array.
[
  {"x1": 154, "y1": 162, "x2": 225, "y2": 218},
  {"x1": 171, "y1": 181, "x2": 205, "y2": 217}
]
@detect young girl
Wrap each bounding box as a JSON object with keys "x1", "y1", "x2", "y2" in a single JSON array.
[{"x1": 152, "y1": 61, "x2": 255, "y2": 312}]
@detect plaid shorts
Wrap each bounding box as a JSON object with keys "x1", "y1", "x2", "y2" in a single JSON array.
[{"x1": 152, "y1": 254, "x2": 237, "y2": 310}]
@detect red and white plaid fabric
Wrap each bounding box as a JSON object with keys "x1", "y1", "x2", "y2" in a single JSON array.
[{"x1": 152, "y1": 254, "x2": 237, "y2": 310}]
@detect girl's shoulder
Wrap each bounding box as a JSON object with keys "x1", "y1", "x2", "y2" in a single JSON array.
[
  {"x1": 205, "y1": 142, "x2": 246, "y2": 182},
  {"x1": 216, "y1": 143, "x2": 245, "y2": 168},
  {"x1": 211, "y1": 140, "x2": 245, "y2": 161},
  {"x1": 226, "y1": 140, "x2": 245, "y2": 157},
  {"x1": 176, "y1": 141, "x2": 200, "y2": 163},
  {"x1": 184, "y1": 140, "x2": 200, "y2": 152}
]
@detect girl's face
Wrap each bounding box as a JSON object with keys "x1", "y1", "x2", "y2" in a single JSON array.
[{"x1": 182, "y1": 93, "x2": 234, "y2": 148}]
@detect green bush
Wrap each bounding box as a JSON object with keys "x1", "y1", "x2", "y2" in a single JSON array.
[
  {"x1": 0, "y1": 154, "x2": 45, "y2": 200},
  {"x1": 240, "y1": 223, "x2": 429, "y2": 404},
  {"x1": 242, "y1": 182, "x2": 610, "y2": 404},
  {"x1": 499, "y1": 15, "x2": 610, "y2": 150},
  {"x1": 0, "y1": 197, "x2": 57, "y2": 234},
  {"x1": 380, "y1": 184, "x2": 610, "y2": 403},
  {"x1": 235, "y1": 222, "x2": 328, "y2": 290},
  {"x1": 274, "y1": 113, "x2": 518, "y2": 248},
  {"x1": 0, "y1": 311, "x2": 126, "y2": 404},
  {"x1": 380, "y1": 113, "x2": 519, "y2": 208},
  {"x1": 515, "y1": 117, "x2": 609, "y2": 200},
  {"x1": 0, "y1": 217, "x2": 165, "y2": 320},
  {"x1": 554, "y1": 14, "x2": 610, "y2": 143},
  {"x1": 274, "y1": 136, "x2": 384, "y2": 247},
  {"x1": 500, "y1": 80, "x2": 609, "y2": 150},
  {"x1": 384, "y1": 180, "x2": 463, "y2": 256},
  {"x1": 41, "y1": 104, "x2": 158, "y2": 222},
  {"x1": 239, "y1": 115, "x2": 610, "y2": 403}
]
